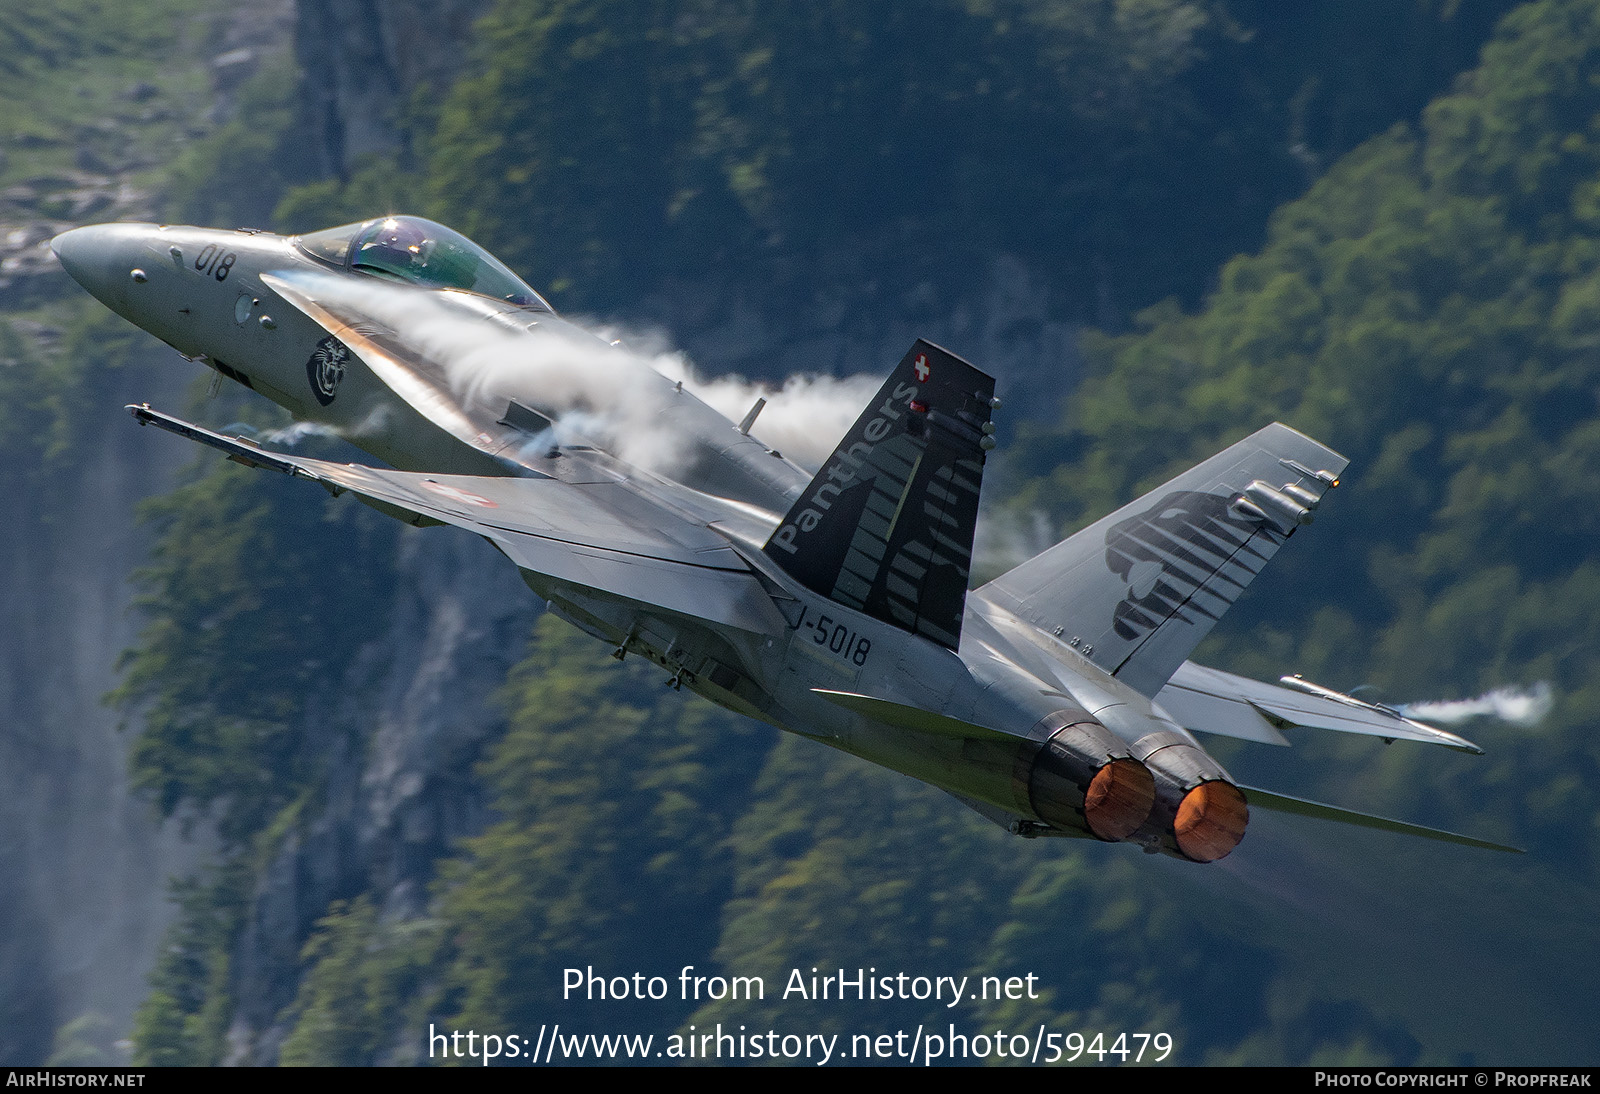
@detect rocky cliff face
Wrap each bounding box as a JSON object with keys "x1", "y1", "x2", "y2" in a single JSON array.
[
  {"x1": 0, "y1": 352, "x2": 197, "y2": 1063},
  {"x1": 222, "y1": 528, "x2": 536, "y2": 1064},
  {"x1": 293, "y1": 0, "x2": 490, "y2": 179},
  {"x1": 0, "y1": 0, "x2": 295, "y2": 1064}
]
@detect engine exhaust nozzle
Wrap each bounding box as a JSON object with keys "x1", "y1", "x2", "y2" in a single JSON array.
[
  {"x1": 1174, "y1": 780, "x2": 1249, "y2": 862},
  {"x1": 1083, "y1": 757, "x2": 1158, "y2": 841},
  {"x1": 1024, "y1": 712, "x2": 1155, "y2": 840}
]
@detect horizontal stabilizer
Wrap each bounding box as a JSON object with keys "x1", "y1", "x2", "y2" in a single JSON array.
[
  {"x1": 1156, "y1": 662, "x2": 1482, "y2": 753},
  {"x1": 978, "y1": 423, "x2": 1347, "y2": 697},
  {"x1": 1242, "y1": 785, "x2": 1522, "y2": 853},
  {"x1": 811, "y1": 689, "x2": 1016, "y2": 742}
]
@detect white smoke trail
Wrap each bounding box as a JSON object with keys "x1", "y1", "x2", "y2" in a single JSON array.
[
  {"x1": 271, "y1": 271, "x2": 688, "y2": 471},
  {"x1": 649, "y1": 355, "x2": 882, "y2": 472},
  {"x1": 243, "y1": 405, "x2": 395, "y2": 448},
  {"x1": 258, "y1": 420, "x2": 340, "y2": 447},
  {"x1": 1401, "y1": 683, "x2": 1554, "y2": 727},
  {"x1": 272, "y1": 271, "x2": 886, "y2": 474},
  {"x1": 972, "y1": 507, "x2": 1057, "y2": 578}
]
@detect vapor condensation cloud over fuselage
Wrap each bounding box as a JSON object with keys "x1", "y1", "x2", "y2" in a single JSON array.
[{"x1": 275, "y1": 270, "x2": 882, "y2": 475}]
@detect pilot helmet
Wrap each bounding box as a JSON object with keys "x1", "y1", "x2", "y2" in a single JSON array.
[{"x1": 356, "y1": 218, "x2": 433, "y2": 273}]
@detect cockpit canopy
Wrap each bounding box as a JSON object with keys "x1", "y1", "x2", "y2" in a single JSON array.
[{"x1": 295, "y1": 216, "x2": 553, "y2": 311}]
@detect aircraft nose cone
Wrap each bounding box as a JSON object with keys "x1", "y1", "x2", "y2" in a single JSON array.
[{"x1": 52, "y1": 223, "x2": 152, "y2": 311}]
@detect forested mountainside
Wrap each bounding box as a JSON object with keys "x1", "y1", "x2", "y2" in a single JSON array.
[{"x1": 5, "y1": 0, "x2": 1596, "y2": 1066}]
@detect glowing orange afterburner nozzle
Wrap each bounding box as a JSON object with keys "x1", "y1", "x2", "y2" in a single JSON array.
[
  {"x1": 1083, "y1": 758, "x2": 1157, "y2": 841},
  {"x1": 1174, "y1": 781, "x2": 1249, "y2": 862},
  {"x1": 1025, "y1": 713, "x2": 1158, "y2": 840}
]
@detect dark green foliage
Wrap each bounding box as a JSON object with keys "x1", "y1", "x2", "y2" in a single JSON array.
[
  {"x1": 111, "y1": 457, "x2": 399, "y2": 847},
  {"x1": 972, "y1": 852, "x2": 1276, "y2": 1045},
  {"x1": 165, "y1": 51, "x2": 313, "y2": 231},
  {"x1": 276, "y1": 897, "x2": 441, "y2": 1066},
  {"x1": 0, "y1": 307, "x2": 138, "y2": 471},
  {"x1": 1010, "y1": 0, "x2": 1600, "y2": 864},
  {"x1": 256, "y1": 0, "x2": 1520, "y2": 315},
  {"x1": 47, "y1": 1013, "x2": 123, "y2": 1066},
  {"x1": 130, "y1": 864, "x2": 252, "y2": 1066},
  {"x1": 429, "y1": 614, "x2": 772, "y2": 1040},
  {"x1": 693, "y1": 735, "x2": 1017, "y2": 1035},
  {"x1": 0, "y1": 0, "x2": 210, "y2": 184},
  {"x1": 416, "y1": 0, "x2": 1239, "y2": 307},
  {"x1": 270, "y1": 163, "x2": 427, "y2": 238},
  {"x1": 0, "y1": 318, "x2": 62, "y2": 460},
  {"x1": 0, "y1": 0, "x2": 183, "y2": 82}
]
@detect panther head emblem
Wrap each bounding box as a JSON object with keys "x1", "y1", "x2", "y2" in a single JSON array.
[
  {"x1": 305, "y1": 336, "x2": 349, "y2": 406},
  {"x1": 1104, "y1": 490, "x2": 1264, "y2": 640}
]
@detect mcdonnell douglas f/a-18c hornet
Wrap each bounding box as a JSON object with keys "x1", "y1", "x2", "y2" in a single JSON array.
[{"x1": 52, "y1": 216, "x2": 1517, "y2": 862}]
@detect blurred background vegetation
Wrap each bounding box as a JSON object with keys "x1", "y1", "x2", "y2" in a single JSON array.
[{"x1": 4, "y1": 0, "x2": 1597, "y2": 1066}]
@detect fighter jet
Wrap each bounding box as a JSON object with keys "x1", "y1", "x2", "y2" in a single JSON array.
[{"x1": 52, "y1": 215, "x2": 1517, "y2": 861}]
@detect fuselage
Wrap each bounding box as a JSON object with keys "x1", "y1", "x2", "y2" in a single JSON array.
[{"x1": 50, "y1": 220, "x2": 812, "y2": 504}]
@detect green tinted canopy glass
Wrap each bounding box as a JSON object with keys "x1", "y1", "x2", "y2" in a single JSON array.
[{"x1": 295, "y1": 216, "x2": 552, "y2": 311}]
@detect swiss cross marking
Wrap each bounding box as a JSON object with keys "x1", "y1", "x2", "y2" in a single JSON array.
[{"x1": 913, "y1": 354, "x2": 930, "y2": 382}]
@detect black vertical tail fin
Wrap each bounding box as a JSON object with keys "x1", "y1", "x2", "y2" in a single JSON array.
[{"x1": 762, "y1": 340, "x2": 995, "y2": 649}]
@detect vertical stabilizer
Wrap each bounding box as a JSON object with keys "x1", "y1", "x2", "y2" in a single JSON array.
[
  {"x1": 762, "y1": 340, "x2": 995, "y2": 649},
  {"x1": 975, "y1": 423, "x2": 1347, "y2": 695}
]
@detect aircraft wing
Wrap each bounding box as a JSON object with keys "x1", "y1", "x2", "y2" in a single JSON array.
[
  {"x1": 128, "y1": 405, "x2": 788, "y2": 636},
  {"x1": 1155, "y1": 661, "x2": 1483, "y2": 754}
]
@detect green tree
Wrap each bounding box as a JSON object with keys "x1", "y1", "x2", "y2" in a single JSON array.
[
  {"x1": 1009, "y1": 0, "x2": 1600, "y2": 868},
  {"x1": 432, "y1": 615, "x2": 772, "y2": 1042},
  {"x1": 112, "y1": 457, "x2": 399, "y2": 846}
]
